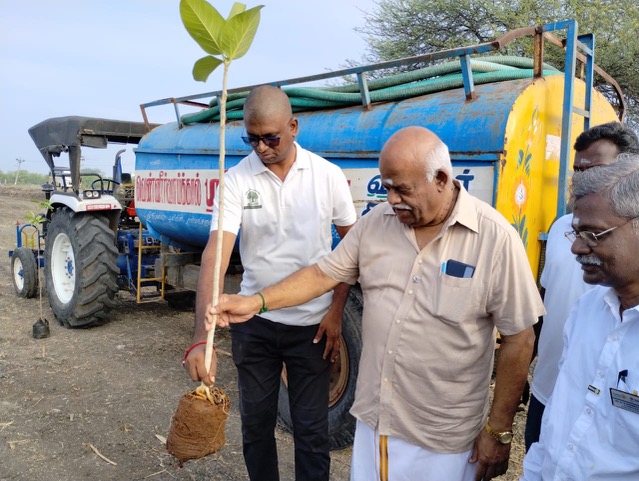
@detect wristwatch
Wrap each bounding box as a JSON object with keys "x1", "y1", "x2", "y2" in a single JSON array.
[{"x1": 484, "y1": 422, "x2": 513, "y2": 444}]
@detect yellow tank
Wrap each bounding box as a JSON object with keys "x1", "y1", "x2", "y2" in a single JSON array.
[{"x1": 497, "y1": 75, "x2": 617, "y2": 278}]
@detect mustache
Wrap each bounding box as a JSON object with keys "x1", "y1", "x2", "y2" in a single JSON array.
[
  {"x1": 576, "y1": 254, "x2": 603, "y2": 267},
  {"x1": 393, "y1": 204, "x2": 412, "y2": 211}
]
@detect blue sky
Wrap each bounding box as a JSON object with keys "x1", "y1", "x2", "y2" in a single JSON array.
[{"x1": 0, "y1": 0, "x2": 376, "y2": 175}]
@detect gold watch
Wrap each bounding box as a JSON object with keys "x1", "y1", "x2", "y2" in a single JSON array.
[{"x1": 484, "y1": 422, "x2": 513, "y2": 444}]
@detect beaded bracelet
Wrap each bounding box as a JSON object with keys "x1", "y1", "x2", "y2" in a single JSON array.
[{"x1": 257, "y1": 292, "x2": 268, "y2": 314}]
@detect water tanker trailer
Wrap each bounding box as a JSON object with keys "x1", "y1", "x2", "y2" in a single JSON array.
[{"x1": 12, "y1": 20, "x2": 626, "y2": 449}]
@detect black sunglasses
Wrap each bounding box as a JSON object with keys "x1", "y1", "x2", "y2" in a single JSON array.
[{"x1": 241, "y1": 134, "x2": 281, "y2": 148}]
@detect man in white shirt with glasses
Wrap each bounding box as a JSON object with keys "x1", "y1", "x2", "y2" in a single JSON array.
[
  {"x1": 521, "y1": 155, "x2": 639, "y2": 480},
  {"x1": 525, "y1": 122, "x2": 639, "y2": 451}
]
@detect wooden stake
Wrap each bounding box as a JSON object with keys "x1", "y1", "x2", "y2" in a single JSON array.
[{"x1": 204, "y1": 59, "x2": 231, "y2": 393}]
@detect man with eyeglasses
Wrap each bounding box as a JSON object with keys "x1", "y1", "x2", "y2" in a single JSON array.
[
  {"x1": 524, "y1": 122, "x2": 639, "y2": 451},
  {"x1": 183, "y1": 85, "x2": 356, "y2": 481},
  {"x1": 521, "y1": 155, "x2": 639, "y2": 480}
]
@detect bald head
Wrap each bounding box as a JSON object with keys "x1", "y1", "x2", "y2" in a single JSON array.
[
  {"x1": 243, "y1": 85, "x2": 293, "y2": 123},
  {"x1": 242, "y1": 85, "x2": 299, "y2": 168},
  {"x1": 379, "y1": 127, "x2": 456, "y2": 228},
  {"x1": 380, "y1": 126, "x2": 453, "y2": 182}
]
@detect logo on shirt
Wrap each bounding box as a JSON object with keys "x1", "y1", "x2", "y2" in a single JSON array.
[{"x1": 243, "y1": 189, "x2": 262, "y2": 210}]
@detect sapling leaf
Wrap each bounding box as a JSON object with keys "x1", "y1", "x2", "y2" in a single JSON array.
[
  {"x1": 180, "y1": 0, "x2": 225, "y2": 55},
  {"x1": 219, "y1": 6, "x2": 263, "y2": 59},
  {"x1": 193, "y1": 55, "x2": 224, "y2": 82},
  {"x1": 227, "y1": 2, "x2": 246, "y2": 18}
]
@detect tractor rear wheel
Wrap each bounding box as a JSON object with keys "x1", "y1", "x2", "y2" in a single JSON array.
[{"x1": 45, "y1": 208, "x2": 118, "y2": 328}]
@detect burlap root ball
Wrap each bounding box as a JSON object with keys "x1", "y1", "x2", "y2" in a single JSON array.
[{"x1": 166, "y1": 385, "x2": 230, "y2": 464}]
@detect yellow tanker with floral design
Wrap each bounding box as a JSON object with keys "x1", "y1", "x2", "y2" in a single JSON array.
[{"x1": 496, "y1": 75, "x2": 617, "y2": 279}]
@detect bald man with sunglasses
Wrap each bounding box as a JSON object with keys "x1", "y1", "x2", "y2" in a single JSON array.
[{"x1": 183, "y1": 85, "x2": 356, "y2": 481}]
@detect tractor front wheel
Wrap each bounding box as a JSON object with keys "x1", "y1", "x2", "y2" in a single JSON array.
[{"x1": 11, "y1": 247, "x2": 38, "y2": 298}]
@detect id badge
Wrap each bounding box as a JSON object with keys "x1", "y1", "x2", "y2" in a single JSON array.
[{"x1": 610, "y1": 388, "x2": 639, "y2": 415}]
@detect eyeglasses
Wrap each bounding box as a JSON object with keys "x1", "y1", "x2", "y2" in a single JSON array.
[
  {"x1": 564, "y1": 216, "x2": 638, "y2": 247},
  {"x1": 241, "y1": 134, "x2": 281, "y2": 148}
]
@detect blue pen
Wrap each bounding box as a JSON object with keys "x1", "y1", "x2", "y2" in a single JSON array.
[
  {"x1": 616, "y1": 369, "x2": 632, "y2": 393},
  {"x1": 618, "y1": 369, "x2": 628, "y2": 385}
]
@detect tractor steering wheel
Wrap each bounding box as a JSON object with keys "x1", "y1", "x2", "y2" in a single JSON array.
[{"x1": 91, "y1": 178, "x2": 120, "y2": 192}]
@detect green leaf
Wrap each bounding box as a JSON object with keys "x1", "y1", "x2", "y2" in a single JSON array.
[
  {"x1": 227, "y1": 2, "x2": 247, "y2": 18},
  {"x1": 218, "y1": 5, "x2": 263, "y2": 60},
  {"x1": 192, "y1": 55, "x2": 224, "y2": 82},
  {"x1": 180, "y1": 0, "x2": 225, "y2": 56}
]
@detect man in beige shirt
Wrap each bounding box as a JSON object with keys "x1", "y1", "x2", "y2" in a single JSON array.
[{"x1": 212, "y1": 126, "x2": 544, "y2": 481}]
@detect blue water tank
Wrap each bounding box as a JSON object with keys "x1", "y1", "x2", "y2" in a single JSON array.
[{"x1": 134, "y1": 79, "x2": 529, "y2": 249}]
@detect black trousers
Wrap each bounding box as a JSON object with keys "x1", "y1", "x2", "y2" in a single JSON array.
[
  {"x1": 230, "y1": 315, "x2": 331, "y2": 481},
  {"x1": 524, "y1": 393, "x2": 546, "y2": 452}
]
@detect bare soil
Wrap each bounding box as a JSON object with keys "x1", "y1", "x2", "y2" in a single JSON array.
[{"x1": 0, "y1": 185, "x2": 527, "y2": 481}]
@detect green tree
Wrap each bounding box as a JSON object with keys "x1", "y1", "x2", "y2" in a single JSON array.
[
  {"x1": 80, "y1": 168, "x2": 105, "y2": 177},
  {"x1": 352, "y1": 0, "x2": 639, "y2": 126},
  {"x1": 0, "y1": 170, "x2": 48, "y2": 186}
]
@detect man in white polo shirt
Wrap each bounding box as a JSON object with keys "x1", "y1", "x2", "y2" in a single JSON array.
[{"x1": 183, "y1": 85, "x2": 356, "y2": 481}]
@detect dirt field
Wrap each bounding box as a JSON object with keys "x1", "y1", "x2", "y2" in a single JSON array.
[{"x1": 0, "y1": 184, "x2": 527, "y2": 481}]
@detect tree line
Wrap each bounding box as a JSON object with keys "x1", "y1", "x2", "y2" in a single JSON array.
[
  {"x1": 349, "y1": 0, "x2": 639, "y2": 128},
  {"x1": 0, "y1": 170, "x2": 49, "y2": 186}
]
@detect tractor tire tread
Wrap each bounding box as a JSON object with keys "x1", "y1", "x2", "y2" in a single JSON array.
[{"x1": 45, "y1": 208, "x2": 118, "y2": 328}]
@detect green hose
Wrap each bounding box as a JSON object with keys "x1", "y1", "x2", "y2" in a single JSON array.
[{"x1": 182, "y1": 56, "x2": 561, "y2": 124}]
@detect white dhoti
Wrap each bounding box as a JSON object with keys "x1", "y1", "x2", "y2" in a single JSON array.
[{"x1": 350, "y1": 420, "x2": 477, "y2": 481}]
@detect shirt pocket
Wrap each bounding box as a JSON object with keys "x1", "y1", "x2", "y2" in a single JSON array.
[
  {"x1": 611, "y1": 404, "x2": 639, "y2": 457},
  {"x1": 429, "y1": 273, "x2": 484, "y2": 325}
]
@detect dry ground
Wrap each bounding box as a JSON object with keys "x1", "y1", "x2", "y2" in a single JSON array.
[{"x1": 0, "y1": 184, "x2": 527, "y2": 481}]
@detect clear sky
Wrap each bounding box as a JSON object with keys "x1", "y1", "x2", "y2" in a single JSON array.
[{"x1": 0, "y1": 0, "x2": 375, "y2": 176}]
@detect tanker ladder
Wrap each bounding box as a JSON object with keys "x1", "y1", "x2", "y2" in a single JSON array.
[{"x1": 132, "y1": 223, "x2": 167, "y2": 304}]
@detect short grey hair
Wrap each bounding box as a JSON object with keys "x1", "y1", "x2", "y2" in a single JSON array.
[
  {"x1": 571, "y1": 153, "x2": 639, "y2": 223},
  {"x1": 425, "y1": 140, "x2": 453, "y2": 181}
]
